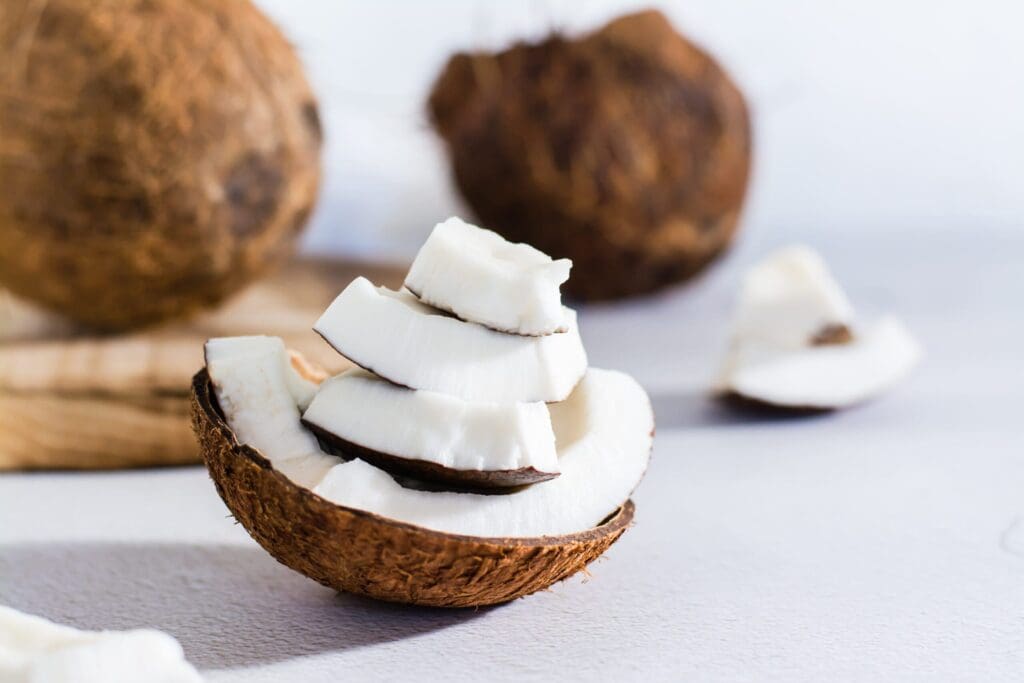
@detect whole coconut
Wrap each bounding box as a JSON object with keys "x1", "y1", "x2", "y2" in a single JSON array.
[
  {"x1": 0, "y1": 0, "x2": 321, "y2": 330},
  {"x1": 429, "y1": 10, "x2": 750, "y2": 300}
]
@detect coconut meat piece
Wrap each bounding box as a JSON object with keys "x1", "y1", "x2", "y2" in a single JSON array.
[
  {"x1": 310, "y1": 368, "x2": 652, "y2": 537},
  {"x1": 203, "y1": 336, "x2": 652, "y2": 537},
  {"x1": 312, "y1": 368, "x2": 651, "y2": 537},
  {"x1": 0, "y1": 606, "x2": 202, "y2": 683},
  {"x1": 722, "y1": 316, "x2": 921, "y2": 408},
  {"x1": 718, "y1": 246, "x2": 921, "y2": 408},
  {"x1": 404, "y1": 216, "x2": 572, "y2": 335},
  {"x1": 204, "y1": 336, "x2": 342, "y2": 488},
  {"x1": 730, "y1": 245, "x2": 856, "y2": 348},
  {"x1": 302, "y1": 368, "x2": 559, "y2": 488},
  {"x1": 314, "y1": 277, "x2": 587, "y2": 403}
]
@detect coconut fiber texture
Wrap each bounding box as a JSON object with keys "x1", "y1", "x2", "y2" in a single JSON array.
[
  {"x1": 429, "y1": 9, "x2": 751, "y2": 300},
  {"x1": 191, "y1": 369, "x2": 635, "y2": 608},
  {"x1": 0, "y1": 0, "x2": 322, "y2": 330}
]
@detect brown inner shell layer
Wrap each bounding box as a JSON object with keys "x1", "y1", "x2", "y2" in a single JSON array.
[{"x1": 303, "y1": 419, "x2": 560, "y2": 491}]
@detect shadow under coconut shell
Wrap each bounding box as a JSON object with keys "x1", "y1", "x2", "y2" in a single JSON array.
[
  {"x1": 648, "y1": 390, "x2": 834, "y2": 429},
  {"x1": 0, "y1": 542, "x2": 486, "y2": 670}
]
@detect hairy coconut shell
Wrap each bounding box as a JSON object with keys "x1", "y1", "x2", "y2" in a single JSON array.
[
  {"x1": 0, "y1": 0, "x2": 322, "y2": 330},
  {"x1": 191, "y1": 369, "x2": 634, "y2": 608},
  {"x1": 429, "y1": 9, "x2": 751, "y2": 300}
]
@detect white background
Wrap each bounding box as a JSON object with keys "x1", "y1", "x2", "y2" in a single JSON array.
[{"x1": 255, "y1": 0, "x2": 1024, "y2": 259}]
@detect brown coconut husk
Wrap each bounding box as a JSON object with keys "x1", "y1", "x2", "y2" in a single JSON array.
[
  {"x1": 429, "y1": 9, "x2": 751, "y2": 300},
  {"x1": 191, "y1": 369, "x2": 634, "y2": 608},
  {"x1": 0, "y1": 0, "x2": 322, "y2": 330}
]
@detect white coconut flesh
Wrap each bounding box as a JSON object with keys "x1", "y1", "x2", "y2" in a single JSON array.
[
  {"x1": 0, "y1": 606, "x2": 202, "y2": 683},
  {"x1": 718, "y1": 246, "x2": 922, "y2": 408},
  {"x1": 730, "y1": 245, "x2": 856, "y2": 348},
  {"x1": 313, "y1": 277, "x2": 587, "y2": 403},
  {"x1": 721, "y1": 316, "x2": 921, "y2": 408},
  {"x1": 205, "y1": 338, "x2": 653, "y2": 538},
  {"x1": 315, "y1": 369, "x2": 652, "y2": 536},
  {"x1": 205, "y1": 336, "x2": 342, "y2": 488},
  {"x1": 404, "y1": 216, "x2": 572, "y2": 336},
  {"x1": 302, "y1": 368, "x2": 560, "y2": 483}
]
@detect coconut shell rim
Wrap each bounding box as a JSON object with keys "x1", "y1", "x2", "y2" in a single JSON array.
[{"x1": 192, "y1": 368, "x2": 634, "y2": 546}]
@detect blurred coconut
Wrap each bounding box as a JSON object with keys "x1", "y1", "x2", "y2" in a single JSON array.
[
  {"x1": 429, "y1": 10, "x2": 750, "y2": 300},
  {"x1": 0, "y1": 0, "x2": 322, "y2": 331}
]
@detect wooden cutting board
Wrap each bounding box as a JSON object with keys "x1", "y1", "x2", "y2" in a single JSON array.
[{"x1": 0, "y1": 258, "x2": 404, "y2": 470}]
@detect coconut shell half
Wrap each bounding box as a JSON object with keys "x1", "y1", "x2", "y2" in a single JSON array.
[{"x1": 191, "y1": 370, "x2": 634, "y2": 608}]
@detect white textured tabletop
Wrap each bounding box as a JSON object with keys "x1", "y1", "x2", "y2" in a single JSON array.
[{"x1": 2, "y1": 225, "x2": 1022, "y2": 681}]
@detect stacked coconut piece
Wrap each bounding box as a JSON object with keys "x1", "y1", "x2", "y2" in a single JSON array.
[
  {"x1": 305, "y1": 216, "x2": 587, "y2": 489},
  {"x1": 203, "y1": 217, "x2": 653, "y2": 538}
]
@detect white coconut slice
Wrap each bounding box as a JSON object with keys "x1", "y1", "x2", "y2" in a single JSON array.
[
  {"x1": 310, "y1": 368, "x2": 650, "y2": 536},
  {"x1": 731, "y1": 245, "x2": 856, "y2": 348},
  {"x1": 312, "y1": 368, "x2": 651, "y2": 536},
  {"x1": 313, "y1": 277, "x2": 587, "y2": 403},
  {"x1": 202, "y1": 337, "x2": 652, "y2": 537},
  {"x1": 404, "y1": 216, "x2": 572, "y2": 335},
  {"x1": 204, "y1": 336, "x2": 341, "y2": 488},
  {"x1": 718, "y1": 246, "x2": 921, "y2": 409},
  {"x1": 0, "y1": 606, "x2": 202, "y2": 683},
  {"x1": 720, "y1": 315, "x2": 921, "y2": 409},
  {"x1": 301, "y1": 368, "x2": 559, "y2": 489}
]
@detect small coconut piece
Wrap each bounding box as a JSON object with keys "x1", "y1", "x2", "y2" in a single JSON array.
[
  {"x1": 314, "y1": 278, "x2": 587, "y2": 403},
  {"x1": 721, "y1": 316, "x2": 921, "y2": 409},
  {"x1": 718, "y1": 246, "x2": 921, "y2": 409},
  {"x1": 190, "y1": 341, "x2": 653, "y2": 607},
  {"x1": 0, "y1": 606, "x2": 201, "y2": 682},
  {"x1": 404, "y1": 217, "x2": 572, "y2": 335},
  {"x1": 302, "y1": 368, "x2": 559, "y2": 489},
  {"x1": 731, "y1": 245, "x2": 855, "y2": 349},
  {"x1": 204, "y1": 336, "x2": 340, "y2": 487}
]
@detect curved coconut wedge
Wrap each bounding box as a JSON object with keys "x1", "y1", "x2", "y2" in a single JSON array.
[
  {"x1": 0, "y1": 606, "x2": 202, "y2": 682},
  {"x1": 404, "y1": 216, "x2": 572, "y2": 335},
  {"x1": 731, "y1": 245, "x2": 856, "y2": 349},
  {"x1": 311, "y1": 369, "x2": 652, "y2": 537},
  {"x1": 720, "y1": 316, "x2": 921, "y2": 410},
  {"x1": 191, "y1": 354, "x2": 653, "y2": 607},
  {"x1": 203, "y1": 337, "x2": 342, "y2": 488},
  {"x1": 314, "y1": 277, "x2": 587, "y2": 402},
  {"x1": 302, "y1": 368, "x2": 559, "y2": 489},
  {"x1": 717, "y1": 245, "x2": 922, "y2": 409}
]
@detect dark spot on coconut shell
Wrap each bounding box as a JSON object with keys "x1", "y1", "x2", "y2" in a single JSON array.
[
  {"x1": 289, "y1": 203, "x2": 313, "y2": 235},
  {"x1": 302, "y1": 101, "x2": 322, "y2": 144},
  {"x1": 225, "y1": 151, "x2": 283, "y2": 238}
]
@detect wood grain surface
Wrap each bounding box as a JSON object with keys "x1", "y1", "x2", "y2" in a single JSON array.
[{"x1": 0, "y1": 258, "x2": 404, "y2": 470}]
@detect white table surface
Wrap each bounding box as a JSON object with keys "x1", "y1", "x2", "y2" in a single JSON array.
[{"x1": 2, "y1": 225, "x2": 1021, "y2": 681}]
